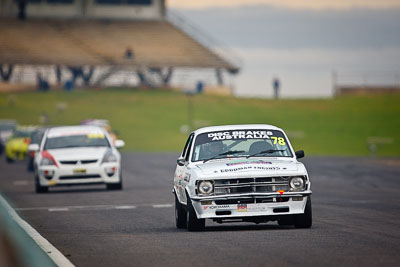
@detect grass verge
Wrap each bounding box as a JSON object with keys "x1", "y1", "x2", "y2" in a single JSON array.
[{"x1": 1, "y1": 89, "x2": 399, "y2": 156}]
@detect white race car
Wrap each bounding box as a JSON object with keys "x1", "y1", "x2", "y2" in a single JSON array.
[
  {"x1": 173, "y1": 124, "x2": 312, "y2": 231},
  {"x1": 29, "y1": 125, "x2": 125, "y2": 193}
]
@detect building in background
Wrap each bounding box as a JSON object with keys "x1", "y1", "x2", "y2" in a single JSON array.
[{"x1": 0, "y1": 0, "x2": 240, "y2": 93}]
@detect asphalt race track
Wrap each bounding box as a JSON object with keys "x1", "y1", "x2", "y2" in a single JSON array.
[{"x1": 1, "y1": 153, "x2": 400, "y2": 267}]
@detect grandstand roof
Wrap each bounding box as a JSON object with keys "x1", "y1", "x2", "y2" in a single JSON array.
[{"x1": 0, "y1": 18, "x2": 238, "y2": 72}]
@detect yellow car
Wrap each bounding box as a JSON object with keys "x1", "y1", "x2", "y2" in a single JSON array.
[
  {"x1": 5, "y1": 127, "x2": 36, "y2": 163},
  {"x1": 80, "y1": 119, "x2": 119, "y2": 144}
]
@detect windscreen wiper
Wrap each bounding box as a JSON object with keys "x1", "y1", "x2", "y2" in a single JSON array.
[
  {"x1": 203, "y1": 150, "x2": 246, "y2": 163},
  {"x1": 246, "y1": 149, "x2": 286, "y2": 159}
]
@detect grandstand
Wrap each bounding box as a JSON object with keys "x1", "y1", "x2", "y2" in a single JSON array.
[{"x1": 0, "y1": 0, "x2": 240, "y2": 90}]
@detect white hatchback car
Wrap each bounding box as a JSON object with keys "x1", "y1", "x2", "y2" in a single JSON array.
[
  {"x1": 174, "y1": 124, "x2": 312, "y2": 231},
  {"x1": 29, "y1": 125, "x2": 124, "y2": 193}
]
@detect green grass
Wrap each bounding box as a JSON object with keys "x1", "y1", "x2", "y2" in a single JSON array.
[{"x1": 1, "y1": 89, "x2": 399, "y2": 156}]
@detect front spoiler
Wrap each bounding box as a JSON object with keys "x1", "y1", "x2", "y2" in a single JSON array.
[
  {"x1": 190, "y1": 191, "x2": 312, "y2": 219},
  {"x1": 190, "y1": 190, "x2": 312, "y2": 201}
]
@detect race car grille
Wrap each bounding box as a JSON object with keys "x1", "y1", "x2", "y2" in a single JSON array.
[
  {"x1": 60, "y1": 161, "x2": 78, "y2": 165},
  {"x1": 59, "y1": 174, "x2": 101, "y2": 180},
  {"x1": 215, "y1": 197, "x2": 290, "y2": 205},
  {"x1": 213, "y1": 177, "x2": 290, "y2": 195},
  {"x1": 60, "y1": 159, "x2": 98, "y2": 165}
]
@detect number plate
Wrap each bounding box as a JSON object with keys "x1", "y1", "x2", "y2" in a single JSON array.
[{"x1": 73, "y1": 168, "x2": 86, "y2": 174}]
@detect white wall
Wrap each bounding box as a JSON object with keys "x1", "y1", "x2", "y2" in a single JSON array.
[
  {"x1": 0, "y1": 0, "x2": 165, "y2": 20},
  {"x1": 86, "y1": 0, "x2": 164, "y2": 20},
  {"x1": 27, "y1": 1, "x2": 82, "y2": 18}
]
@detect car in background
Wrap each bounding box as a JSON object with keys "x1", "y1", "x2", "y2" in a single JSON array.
[
  {"x1": 5, "y1": 126, "x2": 37, "y2": 163},
  {"x1": 29, "y1": 125, "x2": 125, "y2": 193},
  {"x1": 0, "y1": 120, "x2": 17, "y2": 155},
  {"x1": 173, "y1": 124, "x2": 312, "y2": 231},
  {"x1": 27, "y1": 128, "x2": 48, "y2": 171},
  {"x1": 80, "y1": 119, "x2": 118, "y2": 143}
]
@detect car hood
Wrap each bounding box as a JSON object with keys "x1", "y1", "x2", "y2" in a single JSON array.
[
  {"x1": 194, "y1": 158, "x2": 300, "y2": 177},
  {"x1": 47, "y1": 147, "x2": 109, "y2": 161}
]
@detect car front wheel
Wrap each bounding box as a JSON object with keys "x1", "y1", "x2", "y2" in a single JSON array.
[
  {"x1": 35, "y1": 175, "x2": 48, "y2": 193},
  {"x1": 175, "y1": 193, "x2": 187, "y2": 229},
  {"x1": 107, "y1": 174, "x2": 123, "y2": 190},
  {"x1": 186, "y1": 194, "x2": 205, "y2": 231},
  {"x1": 294, "y1": 196, "x2": 312, "y2": 228}
]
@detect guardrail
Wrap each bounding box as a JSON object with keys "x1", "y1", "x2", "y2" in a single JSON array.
[
  {"x1": 333, "y1": 71, "x2": 400, "y2": 88},
  {"x1": 0, "y1": 193, "x2": 73, "y2": 267}
]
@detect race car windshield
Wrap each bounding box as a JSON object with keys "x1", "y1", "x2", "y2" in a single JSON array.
[
  {"x1": 44, "y1": 134, "x2": 110, "y2": 150},
  {"x1": 192, "y1": 129, "x2": 293, "y2": 162}
]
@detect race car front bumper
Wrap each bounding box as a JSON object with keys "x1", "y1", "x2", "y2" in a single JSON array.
[
  {"x1": 37, "y1": 162, "x2": 121, "y2": 187},
  {"x1": 191, "y1": 191, "x2": 312, "y2": 219}
]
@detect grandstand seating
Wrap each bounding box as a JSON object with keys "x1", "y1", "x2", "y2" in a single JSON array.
[{"x1": 0, "y1": 18, "x2": 236, "y2": 71}]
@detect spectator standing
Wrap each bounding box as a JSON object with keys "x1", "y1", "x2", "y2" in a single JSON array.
[
  {"x1": 196, "y1": 80, "x2": 204, "y2": 94},
  {"x1": 64, "y1": 80, "x2": 74, "y2": 91},
  {"x1": 125, "y1": 47, "x2": 134, "y2": 61},
  {"x1": 16, "y1": 0, "x2": 26, "y2": 20},
  {"x1": 36, "y1": 73, "x2": 49, "y2": 91},
  {"x1": 273, "y1": 78, "x2": 280, "y2": 99}
]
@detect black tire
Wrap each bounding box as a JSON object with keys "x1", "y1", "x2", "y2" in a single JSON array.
[
  {"x1": 186, "y1": 194, "x2": 205, "y2": 231},
  {"x1": 35, "y1": 175, "x2": 48, "y2": 193},
  {"x1": 278, "y1": 215, "x2": 294, "y2": 226},
  {"x1": 107, "y1": 175, "x2": 123, "y2": 190},
  {"x1": 6, "y1": 156, "x2": 14, "y2": 163},
  {"x1": 294, "y1": 196, "x2": 312, "y2": 228},
  {"x1": 175, "y1": 193, "x2": 187, "y2": 229}
]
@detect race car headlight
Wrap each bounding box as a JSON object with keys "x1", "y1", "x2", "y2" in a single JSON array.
[
  {"x1": 40, "y1": 151, "x2": 58, "y2": 167},
  {"x1": 198, "y1": 181, "x2": 214, "y2": 195},
  {"x1": 40, "y1": 157, "x2": 55, "y2": 166},
  {"x1": 289, "y1": 177, "x2": 305, "y2": 191},
  {"x1": 102, "y1": 150, "x2": 117, "y2": 163}
]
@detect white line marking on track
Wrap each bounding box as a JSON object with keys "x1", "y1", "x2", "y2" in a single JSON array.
[
  {"x1": 16, "y1": 205, "x2": 117, "y2": 211},
  {"x1": 0, "y1": 194, "x2": 75, "y2": 267},
  {"x1": 115, "y1": 205, "x2": 136, "y2": 210},
  {"x1": 13, "y1": 180, "x2": 30, "y2": 186},
  {"x1": 48, "y1": 208, "x2": 70, "y2": 212},
  {"x1": 152, "y1": 204, "x2": 173, "y2": 208},
  {"x1": 16, "y1": 203, "x2": 174, "y2": 211}
]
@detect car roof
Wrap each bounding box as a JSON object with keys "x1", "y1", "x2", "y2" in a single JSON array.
[
  {"x1": 80, "y1": 119, "x2": 110, "y2": 127},
  {"x1": 193, "y1": 124, "x2": 284, "y2": 135},
  {"x1": 47, "y1": 125, "x2": 105, "y2": 136}
]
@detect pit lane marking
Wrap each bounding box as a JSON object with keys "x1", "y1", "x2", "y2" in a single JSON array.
[{"x1": 15, "y1": 203, "x2": 173, "y2": 212}]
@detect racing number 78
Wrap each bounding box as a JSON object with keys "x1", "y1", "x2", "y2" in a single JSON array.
[{"x1": 271, "y1": 137, "x2": 286, "y2": 145}]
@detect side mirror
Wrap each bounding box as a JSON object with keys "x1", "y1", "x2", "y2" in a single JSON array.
[
  {"x1": 114, "y1": 140, "x2": 125, "y2": 148},
  {"x1": 177, "y1": 157, "x2": 185, "y2": 166},
  {"x1": 295, "y1": 150, "x2": 305, "y2": 159},
  {"x1": 28, "y1": 144, "x2": 39, "y2": 152}
]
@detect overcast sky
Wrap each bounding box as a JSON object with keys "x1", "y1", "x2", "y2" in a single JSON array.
[
  {"x1": 170, "y1": 5, "x2": 400, "y2": 50},
  {"x1": 168, "y1": 2, "x2": 400, "y2": 97}
]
